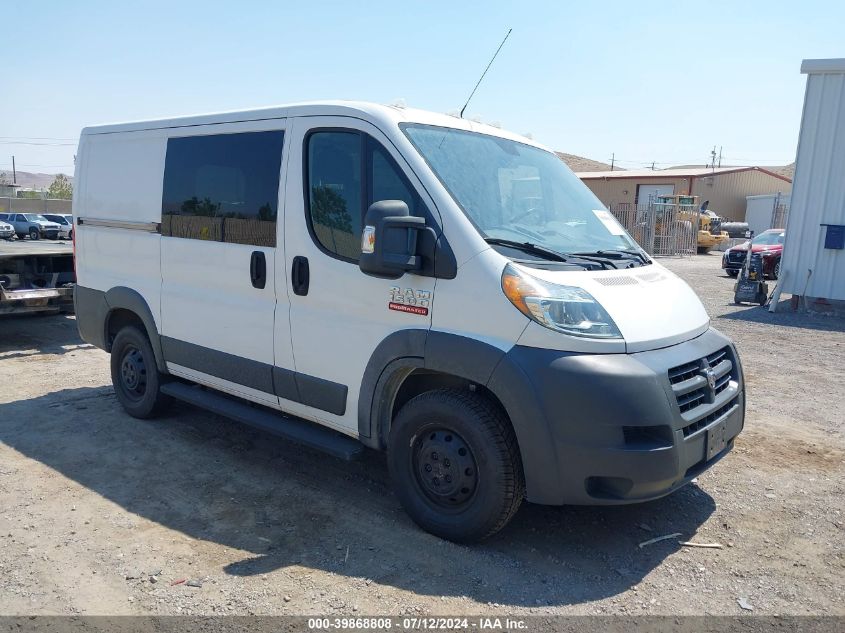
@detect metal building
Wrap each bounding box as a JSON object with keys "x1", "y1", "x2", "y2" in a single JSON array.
[
  {"x1": 576, "y1": 167, "x2": 792, "y2": 221},
  {"x1": 779, "y1": 59, "x2": 845, "y2": 308}
]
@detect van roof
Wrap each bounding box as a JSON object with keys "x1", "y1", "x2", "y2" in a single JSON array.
[{"x1": 79, "y1": 100, "x2": 547, "y2": 151}]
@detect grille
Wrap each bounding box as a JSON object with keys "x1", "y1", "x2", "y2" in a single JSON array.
[
  {"x1": 682, "y1": 396, "x2": 739, "y2": 437},
  {"x1": 728, "y1": 251, "x2": 747, "y2": 263},
  {"x1": 668, "y1": 346, "x2": 736, "y2": 416},
  {"x1": 596, "y1": 276, "x2": 639, "y2": 287}
]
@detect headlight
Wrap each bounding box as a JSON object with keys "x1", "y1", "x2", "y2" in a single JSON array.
[{"x1": 501, "y1": 264, "x2": 622, "y2": 339}]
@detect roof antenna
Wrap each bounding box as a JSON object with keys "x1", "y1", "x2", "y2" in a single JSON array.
[{"x1": 460, "y1": 28, "x2": 512, "y2": 119}]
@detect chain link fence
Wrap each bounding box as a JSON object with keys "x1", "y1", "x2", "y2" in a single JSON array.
[{"x1": 607, "y1": 202, "x2": 698, "y2": 257}]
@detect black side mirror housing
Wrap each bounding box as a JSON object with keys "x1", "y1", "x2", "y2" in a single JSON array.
[{"x1": 359, "y1": 200, "x2": 428, "y2": 279}]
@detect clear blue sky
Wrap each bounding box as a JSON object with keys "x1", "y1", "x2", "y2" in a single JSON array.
[{"x1": 3, "y1": 0, "x2": 843, "y2": 176}]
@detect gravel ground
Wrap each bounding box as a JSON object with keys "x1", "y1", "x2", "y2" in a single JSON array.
[{"x1": 0, "y1": 253, "x2": 842, "y2": 616}]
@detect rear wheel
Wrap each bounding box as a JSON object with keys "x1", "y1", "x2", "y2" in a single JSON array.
[
  {"x1": 772, "y1": 260, "x2": 780, "y2": 280},
  {"x1": 388, "y1": 389, "x2": 524, "y2": 542},
  {"x1": 110, "y1": 326, "x2": 170, "y2": 419},
  {"x1": 726, "y1": 270, "x2": 739, "y2": 277},
  {"x1": 29, "y1": 227, "x2": 39, "y2": 240}
]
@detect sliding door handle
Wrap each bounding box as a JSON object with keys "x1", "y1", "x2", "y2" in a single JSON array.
[
  {"x1": 250, "y1": 251, "x2": 266, "y2": 289},
  {"x1": 292, "y1": 256, "x2": 309, "y2": 296}
]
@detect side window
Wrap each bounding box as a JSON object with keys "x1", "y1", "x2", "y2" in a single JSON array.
[
  {"x1": 306, "y1": 131, "x2": 363, "y2": 260},
  {"x1": 306, "y1": 130, "x2": 427, "y2": 262},
  {"x1": 368, "y1": 140, "x2": 426, "y2": 217},
  {"x1": 161, "y1": 130, "x2": 284, "y2": 247},
  {"x1": 16, "y1": 214, "x2": 27, "y2": 222}
]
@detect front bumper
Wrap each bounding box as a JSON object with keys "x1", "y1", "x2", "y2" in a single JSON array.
[
  {"x1": 723, "y1": 253, "x2": 746, "y2": 272},
  {"x1": 489, "y1": 327, "x2": 744, "y2": 505}
]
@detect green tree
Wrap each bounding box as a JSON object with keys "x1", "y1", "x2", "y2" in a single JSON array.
[
  {"x1": 0, "y1": 172, "x2": 10, "y2": 186},
  {"x1": 180, "y1": 196, "x2": 220, "y2": 216},
  {"x1": 311, "y1": 185, "x2": 352, "y2": 233},
  {"x1": 47, "y1": 174, "x2": 73, "y2": 200}
]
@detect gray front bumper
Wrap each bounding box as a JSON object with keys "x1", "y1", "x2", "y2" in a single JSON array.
[{"x1": 488, "y1": 327, "x2": 745, "y2": 505}]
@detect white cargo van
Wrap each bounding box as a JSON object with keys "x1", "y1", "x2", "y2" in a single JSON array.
[{"x1": 73, "y1": 102, "x2": 744, "y2": 541}]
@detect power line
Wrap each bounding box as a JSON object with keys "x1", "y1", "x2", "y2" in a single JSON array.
[
  {"x1": 0, "y1": 164, "x2": 75, "y2": 169},
  {"x1": 0, "y1": 136, "x2": 76, "y2": 141},
  {"x1": 0, "y1": 141, "x2": 76, "y2": 146}
]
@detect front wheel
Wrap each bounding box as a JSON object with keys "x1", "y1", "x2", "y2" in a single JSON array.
[
  {"x1": 110, "y1": 326, "x2": 170, "y2": 419},
  {"x1": 771, "y1": 260, "x2": 780, "y2": 280},
  {"x1": 388, "y1": 389, "x2": 524, "y2": 542},
  {"x1": 29, "y1": 227, "x2": 39, "y2": 240}
]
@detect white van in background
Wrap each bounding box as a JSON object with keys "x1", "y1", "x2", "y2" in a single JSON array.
[{"x1": 73, "y1": 102, "x2": 744, "y2": 541}]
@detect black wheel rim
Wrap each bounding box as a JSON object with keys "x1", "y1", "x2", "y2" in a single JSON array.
[
  {"x1": 119, "y1": 346, "x2": 148, "y2": 401},
  {"x1": 412, "y1": 427, "x2": 478, "y2": 509}
]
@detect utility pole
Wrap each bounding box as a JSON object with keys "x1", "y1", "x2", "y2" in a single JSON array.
[
  {"x1": 11, "y1": 155, "x2": 16, "y2": 184},
  {"x1": 710, "y1": 146, "x2": 716, "y2": 170},
  {"x1": 718, "y1": 146, "x2": 723, "y2": 167},
  {"x1": 610, "y1": 153, "x2": 615, "y2": 171},
  {"x1": 651, "y1": 161, "x2": 655, "y2": 170}
]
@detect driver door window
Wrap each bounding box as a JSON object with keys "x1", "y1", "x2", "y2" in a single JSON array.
[{"x1": 305, "y1": 131, "x2": 426, "y2": 263}]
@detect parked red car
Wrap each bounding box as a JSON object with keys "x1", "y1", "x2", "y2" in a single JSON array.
[{"x1": 722, "y1": 229, "x2": 785, "y2": 278}]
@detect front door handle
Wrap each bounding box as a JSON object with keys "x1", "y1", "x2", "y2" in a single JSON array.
[
  {"x1": 292, "y1": 256, "x2": 309, "y2": 296},
  {"x1": 250, "y1": 251, "x2": 267, "y2": 289}
]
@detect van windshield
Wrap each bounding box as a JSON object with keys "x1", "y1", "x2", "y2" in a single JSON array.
[{"x1": 402, "y1": 124, "x2": 640, "y2": 256}]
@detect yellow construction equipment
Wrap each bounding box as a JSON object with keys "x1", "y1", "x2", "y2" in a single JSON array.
[{"x1": 655, "y1": 194, "x2": 729, "y2": 253}]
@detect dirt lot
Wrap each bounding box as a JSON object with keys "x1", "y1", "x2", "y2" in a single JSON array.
[{"x1": 0, "y1": 253, "x2": 843, "y2": 617}]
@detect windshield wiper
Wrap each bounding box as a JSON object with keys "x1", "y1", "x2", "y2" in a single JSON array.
[
  {"x1": 572, "y1": 249, "x2": 651, "y2": 265},
  {"x1": 484, "y1": 238, "x2": 569, "y2": 263},
  {"x1": 486, "y1": 238, "x2": 615, "y2": 270}
]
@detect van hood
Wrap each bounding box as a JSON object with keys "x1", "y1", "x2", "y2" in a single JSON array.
[{"x1": 516, "y1": 262, "x2": 710, "y2": 353}]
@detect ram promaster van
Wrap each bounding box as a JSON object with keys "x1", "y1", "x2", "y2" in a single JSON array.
[{"x1": 73, "y1": 102, "x2": 744, "y2": 542}]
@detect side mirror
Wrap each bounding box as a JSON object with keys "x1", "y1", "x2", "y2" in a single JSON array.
[{"x1": 359, "y1": 200, "x2": 426, "y2": 279}]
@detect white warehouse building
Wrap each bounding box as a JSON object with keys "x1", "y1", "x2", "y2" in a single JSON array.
[{"x1": 779, "y1": 59, "x2": 845, "y2": 311}]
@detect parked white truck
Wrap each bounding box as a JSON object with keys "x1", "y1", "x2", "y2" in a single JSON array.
[{"x1": 73, "y1": 102, "x2": 744, "y2": 541}]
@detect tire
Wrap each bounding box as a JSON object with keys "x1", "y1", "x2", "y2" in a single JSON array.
[
  {"x1": 68, "y1": 229, "x2": 73, "y2": 240},
  {"x1": 726, "y1": 270, "x2": 739, "y2": 277},
  {"x1": 29, "y1": 227, "x2": 39, "y2": 240},
  {"x1": 772, "y1": 260, "x2": 780, "y2": 280},
  {"x1": 110, "y1": 326, "x2": 170, "y2": 419},
  {"x1": 697, "y1": 246, "x2": 711, "y2": 254},
  {"x1": 388, "y1": 388, "x2": 524, "y2": 543}
]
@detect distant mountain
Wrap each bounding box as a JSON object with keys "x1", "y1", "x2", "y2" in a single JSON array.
[
  {"x1": 770, "y1": 163, "x2": 795, "y2": 180},
  {"x1": 556, "y1": 152, "x2": 620, "y2": 172},
  {"x1": 0, "y1": 171, "x2": 73, "y2": 190}
]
